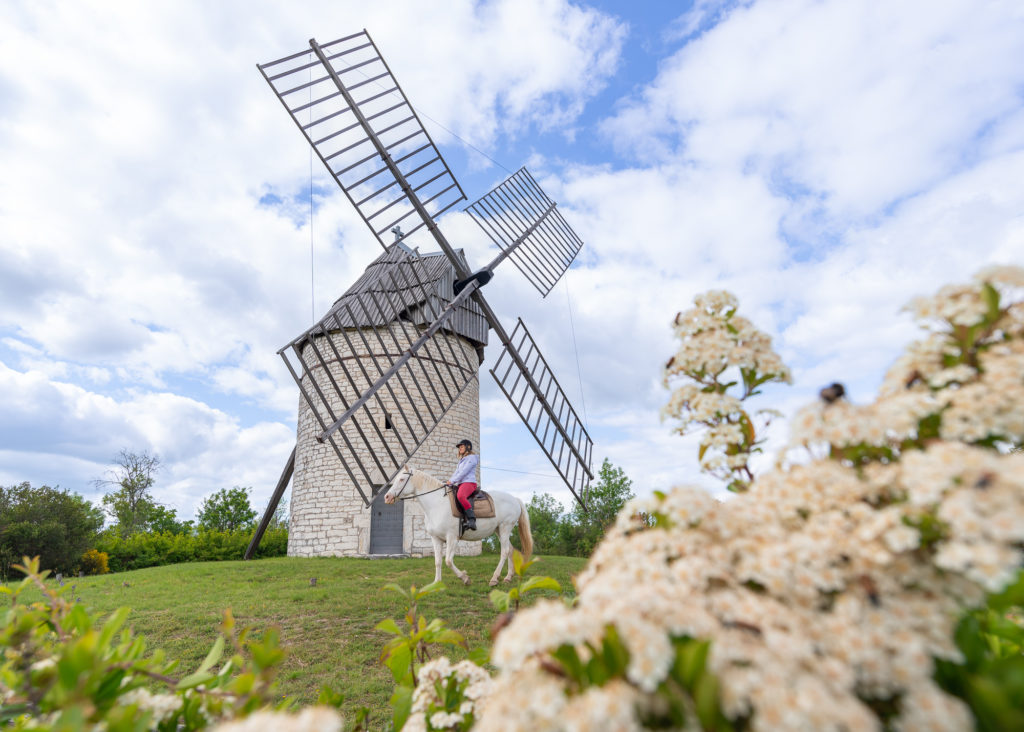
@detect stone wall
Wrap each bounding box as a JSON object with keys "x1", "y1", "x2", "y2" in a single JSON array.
[{"x1": 289, "y1": 323, "x2": 482, "y2": 557}]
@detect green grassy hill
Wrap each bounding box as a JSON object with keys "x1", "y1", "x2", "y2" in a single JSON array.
[{"x1": 41, "y1": 554, "x2": 586, "y2": 727}]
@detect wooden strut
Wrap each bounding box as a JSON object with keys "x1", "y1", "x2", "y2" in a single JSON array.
[{"x1": 244, "y1": 446, "x2": 296, "y2": 560}]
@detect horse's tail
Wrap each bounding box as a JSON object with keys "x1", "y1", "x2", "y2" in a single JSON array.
[{"x1": 517, "y1": 499, "x2": 533, "y2": 563}]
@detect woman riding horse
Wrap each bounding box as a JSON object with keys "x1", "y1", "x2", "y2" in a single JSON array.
[{"x1": 446, "y1": 439, "x2": 479, "y2": 530}]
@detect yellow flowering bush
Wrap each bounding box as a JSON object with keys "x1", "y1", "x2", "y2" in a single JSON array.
[
  {"x1": 78, "y1": 548, "x2": 109, "y2": 576},
  {"x1": 466, "y1": 267, "x2": 1024, "y2": 731}
]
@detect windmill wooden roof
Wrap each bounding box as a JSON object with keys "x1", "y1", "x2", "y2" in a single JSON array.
[{"x1": 316, "y1": 245, "x2": 489, "y2": 349}]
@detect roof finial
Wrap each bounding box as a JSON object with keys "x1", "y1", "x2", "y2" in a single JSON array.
[{"x1": 391, "y1": 226, "x2": 412, "y2": 252}]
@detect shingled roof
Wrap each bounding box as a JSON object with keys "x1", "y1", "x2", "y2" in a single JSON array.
[{"x1": 315, "y1": 245, "x2": 488, "y2": 349}]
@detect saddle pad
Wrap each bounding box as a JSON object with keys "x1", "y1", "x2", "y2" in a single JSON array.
[{"x1": 447, "y1": 488, "x2": 496, "y2": 519}]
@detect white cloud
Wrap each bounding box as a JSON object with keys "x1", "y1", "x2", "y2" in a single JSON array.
[
  {"x1": 1, "y1": 0, "x2": 1022, "y2": 525},
  {"x1": 0, "y1": 0, "x2": 626, "y2": 515}
]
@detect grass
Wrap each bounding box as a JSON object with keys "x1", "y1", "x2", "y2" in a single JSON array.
[{"x1": 27, "y1": 554, "x2": 586, "y2": 727}]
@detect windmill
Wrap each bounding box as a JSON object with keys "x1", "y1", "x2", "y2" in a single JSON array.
[{"x1": 245, "y1": 30, "x2": 593, "y2": 558}]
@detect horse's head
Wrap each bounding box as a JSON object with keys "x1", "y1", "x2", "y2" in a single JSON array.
[{"x1": 384, "y1": 466, "x2": 414, "y2": 504}]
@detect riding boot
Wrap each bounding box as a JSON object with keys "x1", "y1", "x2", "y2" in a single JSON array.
[{"x1": 463, "y1": 504, "x2": 477, "y2": 531}]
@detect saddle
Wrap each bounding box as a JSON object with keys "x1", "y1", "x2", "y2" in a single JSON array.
[{"x1": 447, "y1": 486, "x2": 495, "y2": 519}]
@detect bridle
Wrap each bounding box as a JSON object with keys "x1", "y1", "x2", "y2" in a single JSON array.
[{"x1": 386, "y1": 469, "x2": 450, "y2": 502}]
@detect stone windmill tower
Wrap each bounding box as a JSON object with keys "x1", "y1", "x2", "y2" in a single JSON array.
[
  {"x1": 288, "y1": 245, "x2": 488, "y2": 557},
  {"x1": 245, "y1": 31, "x2": 594, "y2": 559}
]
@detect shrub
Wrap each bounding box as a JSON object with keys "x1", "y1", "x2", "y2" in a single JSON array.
[
  {"x1": 457, "y1": 267, "x2": 1024, "y2": 730},
  {"x1": 0, "y1": 483, "x2": 104, "y2": 579},
  {"x1": 79, "y1": 548, "x2": 110, "y2": 575},
  {"x1": 96, "y1": 528, "x2": 288, "y2": 573},
  {"x1": 662, "y1": 290, "x2": 791, "y2": 492},
  {"x1": 0, "y1": 557, "x2": 345, "y2": 730}
]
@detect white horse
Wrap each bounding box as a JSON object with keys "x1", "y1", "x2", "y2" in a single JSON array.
[{"x1": 383, "y1": 466, "x2": 533, "y2": 586}]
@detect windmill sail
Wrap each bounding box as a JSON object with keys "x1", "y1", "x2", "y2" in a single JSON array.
[
  {"x1": 257, "y1": 32, "x2": 594, "y2": 517},
  {"x1": 466, "y1": 168, "x2": 585, "y2": 297},
  {"x1": 258, "y1": 31, "x2": 466, "y2": 251},
  {"x1": 490, "y1": 318, "x2": 594, "y2": 505},
  {"x1": 279, "y1": 247, "x2": 484, "y2": 506}
]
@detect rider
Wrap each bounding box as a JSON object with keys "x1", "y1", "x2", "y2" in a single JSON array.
[{"x1": 446, "y1": 439, "x2": 479, "y2": 531}]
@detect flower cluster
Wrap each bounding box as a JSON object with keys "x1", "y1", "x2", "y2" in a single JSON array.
[
  {"x1": 467, "y1": 267, "x2": 1024, "y2": 731},
  {"x1": 662, "y1": 289, "x2": 791, "y2": 491},
  {"x1": 402, "y1": 657, "x2": 493, "y2": 731},
  {"x1": 212, "y1": 707, "x2": 343, "y2": 732}
]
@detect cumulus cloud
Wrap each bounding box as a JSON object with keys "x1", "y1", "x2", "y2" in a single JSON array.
[
  {"x1": 0, "y1": 0, "x2": 626, "y2": 513},
  {"x1": 1, "y1": 0, "x2": 1022, "y2": 521}
]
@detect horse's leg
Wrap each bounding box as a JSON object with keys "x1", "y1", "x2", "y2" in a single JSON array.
[
  {"x1": 445, "y1": 533, "x2": 470, "y2": 585},
  {"x1": 502, "y1": 523, "x2": 516, "y2": 583},
  {"x1": 489, "y1": 524, "x2": 512, "y2": 586},
  {"x1": 431, "y1": 535, "x2": 444, "y2": 583}
]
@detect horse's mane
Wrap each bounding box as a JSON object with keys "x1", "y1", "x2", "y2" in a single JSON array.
[{"x1": 407, "y1": 468, "x2": 442, "y2": 492}]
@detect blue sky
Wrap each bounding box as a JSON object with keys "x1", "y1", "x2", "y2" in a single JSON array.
[{"x1": 1, "y1": 0, "x2": 1022, "y2": 519}]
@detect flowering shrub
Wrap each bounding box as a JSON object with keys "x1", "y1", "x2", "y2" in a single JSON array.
[
  {"x1": 0, "y1": 557, "x2": 344, "y2": 731},
  {"x1": 79, "y1": 548, "x2": 110, "y2": 575},
  {"x1": 403, "y1": 658, "x2": 492, "y2": 732},
  {"x1": 376, "y1": 582, "x2": 477, "y2": 731},
  {"x1": 464, "y1": 267, "x2": 1024, "y2": 730},
  {"x1": 662, "y1": 290, "x2": 791, "y2": 491}
]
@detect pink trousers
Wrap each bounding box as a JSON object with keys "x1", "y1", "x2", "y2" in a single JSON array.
[{"x1": 456, "y1": 482, "x2": 478, "y2": 510}]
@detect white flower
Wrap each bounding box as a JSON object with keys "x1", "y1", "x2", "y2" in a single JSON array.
[{"x1": 212, "y1": 707, "x2": 343, "y2": 732}]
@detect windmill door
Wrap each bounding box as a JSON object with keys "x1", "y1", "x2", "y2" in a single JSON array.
[{"x1": 370, "y1": 489, "x2": 404, "y2": 554}]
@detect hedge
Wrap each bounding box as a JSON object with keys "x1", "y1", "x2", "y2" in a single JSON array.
[{"x1": 94, "y1": 528, "x2": 287, "y2": 572}]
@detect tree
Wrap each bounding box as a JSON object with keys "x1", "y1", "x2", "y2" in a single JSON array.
[
  {"x1": 94, "y1": 449, "x2": 161, "y2": 536},
  {"x1": 148, "y1": 504, "x2": 193, "y2": 535},
  {"x1": 525, "y1": 493, "x2": 568, "y2": 556},
  {"x1": 0, "y1": 483, "x2": 104, "y2": 577},
  {"x1": 197, "y1": 487, "x2": 257, "y2": 532},
  {"x1": 565, "y1": 459, "x2": 635, "y2": 556}
]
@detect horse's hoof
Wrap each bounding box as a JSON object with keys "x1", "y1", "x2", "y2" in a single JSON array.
[
  {"x1": 503, "y1": 577, "x2": 512, "y2": 584},
  {"x1": 461, "y1": 575, "x2": 471, "y2": 586},
  {"x1": 489, "y1": 579, "x2": 498, "y2": 587}
]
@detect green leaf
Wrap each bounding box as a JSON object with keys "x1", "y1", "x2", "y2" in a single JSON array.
[
  {"x1": 98, "y1": 606, "x2": 131, "y2": 648},
  {"x1": 468, "y1": 646, "x2": 490, "y2": 666},
  {"x1": 415, "y1": 580, "x2": 445, "y2": 598},
  {"x1": 176, "y1": 670, "x2": 215, "y2": 690},
  {"x1": 512, "y1": 549, "x2": 525, "y2": 576},
  {"x1": 956, "y1": 614, "x2": 987, "y2": 669},
  {"x1": 676, "y1": 638, "x2": 709, "y2": 689},
  {"x1": 601, "y1": 625, "x2": 629, "y2": 677},
  {"x1": 384, "y1": 643, "x2": 413, "y2": 685},
  {"x1": 390, "y1": 684, "x2": 413, "y2": 732},
  {"x1": 196, "y1": 634, "x2": 225, "y2": 675},
  {"x1": 489, "y1": 589, "x2": 510, "y2": 612},
  {"x1": 981, "y1": 282, "x2": 1001, "y2": 322},
  {"x1": 988, "y1": 570, "x2": 1024, "y2": 610},
  {"x1": 317, "y1": 685, "x2": 345, "y2": 708},
  {"x1": 375, "y1": 618, "x2": 403, "y2": 636},
  {"x1": 521, "y1": 576, "x2": 561, "y2": 594},
  {"x1": 382, "y1": 583, "x2": 409, "y2": 599},
  {"x1": 430, "y1": 629, "x2": 467, "y2": 648},
  {"x1": 694, "y1": 672, "x2": 720, "y2": 730},
  {"x1": 551, "y1": 644, "x2": 585, "y2": 683},
  {"x1": 66, "y1": 603, "x2": 92, "y2": 634},
  {"x1": 738, "y1": 411, "x2": 755, "y2": 446}
]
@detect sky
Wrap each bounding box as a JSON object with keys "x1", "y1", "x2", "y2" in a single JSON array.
[{"x1": 2, "y1": 0, "x2": 1022, "y2": 522}]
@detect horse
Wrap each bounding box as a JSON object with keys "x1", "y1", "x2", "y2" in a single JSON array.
[{"x1": 383, "y1": 466, "x2": 533, "y2": 586}]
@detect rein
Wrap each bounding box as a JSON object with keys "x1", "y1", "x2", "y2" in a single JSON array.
[{"x1": 394, "y1": 474, "x2": 450, "y2": 501}]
